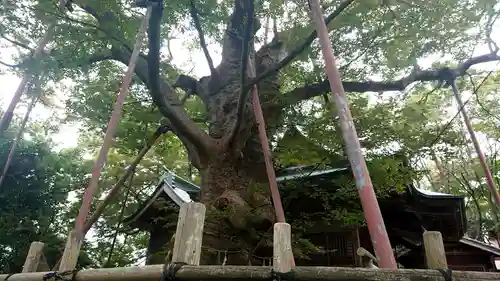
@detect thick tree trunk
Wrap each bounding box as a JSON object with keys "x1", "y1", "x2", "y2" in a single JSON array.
[
  {"x1": 188, "y1": 3, "x2": 288, "y2": 264},
  {"x1": 141, "y1": 0, "x2": 288, "y2": 265},
  {"x1": 184, "y1": 22, "x2": 287, "y2": 267},
  {"x1": 197, "y1": 144, "x2": 276, "y2": 265}
]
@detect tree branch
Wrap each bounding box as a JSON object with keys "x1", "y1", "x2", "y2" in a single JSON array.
[
  {"x1": 110, "y1": 46, "x2": 214, "y2": 158},
  {"x1": 226, "y1": 0, "x2": 255, "y2": 149},
  {"x1": 60, "y1": 1, "x2": 214, "y2": 158},
  {"x1": 30, "y1": 1, "x2": 136, "y2": 58},
  {"x1": 0, "y1": 35, "x2": 34, "y2": 51},
  {"x1": 14, "y1": 0, "x2": 212, "y2": 160},
  {"x1": 88, "y1": 53, "x2": 113, "y2": 64},
  {"x1": 189, "y1": 0, "x2": 216, "y2": 74},
  {"x1": 243, "y1": 0, "x2": 354, "y2": 92},
  {"x1": 77, "y1": 3, "x2": 100, "y2": 19},
  {"x1": 0, "y1": 60, "x2": 21, "y2": 68},
  {"x1": 57, "y1": 1, "x2": 134, "y2": 54},
  {"x1": 284, "y1": 52, "x2": 500, "y2": 105},
  {"x1": 48, "y1": 48, "x2": 113, "y2": 69}
]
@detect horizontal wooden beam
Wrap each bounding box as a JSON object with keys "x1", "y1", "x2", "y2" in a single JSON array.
[{"x1": 0, "y1": 265, "x2": 498, "y2": 281}]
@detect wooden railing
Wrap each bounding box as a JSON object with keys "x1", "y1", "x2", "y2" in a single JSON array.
[{"x1": 3, "y1": 202, "x2": 499, "y2": 281}]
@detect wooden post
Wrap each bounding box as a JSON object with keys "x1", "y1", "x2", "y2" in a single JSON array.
[
  {"x1": 37, "y1": 254, "x2": 50, "y2": 272},
  {"x1": 172, "y1": 202, "x2": 206, "y2": 265},
  {"x1": 22, "y1": 242, "x2": 44, "y2": 273},
  {"x1": 273, "y1": 223, "x2": 294, "y2": 272},
  {"x1": 423, "y1": 231, "x2": 448, "y2": 269},
  {"x1": 356, "y1": 247, "x2": 379, "y2": 269},
  {"x1": 58, "y1": 230, "x2": 84, "y2": 271}
]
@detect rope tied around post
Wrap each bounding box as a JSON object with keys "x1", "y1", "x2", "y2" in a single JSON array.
[
  {"x1": 437, "y1": 269, "x2": 453, "y2": 281},
  {"x1": 4, "y1": 273, "x2": 14, "y2": 281},
  {"x1": 42, "y1": 270, "x2": 79, "y2": 281},
  {"x1": 160, "y1": 262, "x2": 187, "y2": 281},
  {"x1": 271, "y1": 269, "x2": 295, "y2": 281}
]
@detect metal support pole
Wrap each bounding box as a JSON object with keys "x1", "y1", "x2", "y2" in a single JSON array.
[
  {"x1": 247, "y1": 61, "x2": 286, "y2": 224},
  {"x1": 0, "y1": 0, "x2": 67, "y2": 134},
  {"x1": 450, "y1": 80, "x2": 500, "y2": 204},
  {"x1": 58, "y1": 7, "x2": 153, "y2": 272},
  {"x1": 307, "y1": 0, "x2": 397, "y2": 268},
  {"x1": 247, "y1": 35, "x2": 293, "y2": 266},
  {"x1": 73, "y1": 7, "x2": 152, "y2": 233}
]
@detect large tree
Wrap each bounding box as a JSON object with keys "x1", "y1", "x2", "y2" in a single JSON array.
[{"x1": 2, "y1": 0, "x2": 500, "y2": 264}]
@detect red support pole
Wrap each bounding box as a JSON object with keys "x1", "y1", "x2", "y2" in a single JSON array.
[
  {"x1": 450, "y1": 80, "x2": 500, "y2": 204},
  {"x1": 248, "y1": 50, "x2": 295, "y2": 267},
  {"x1": 247, "y1": 61, "x2": 286, "y2": 224},
  {"x1": 0, "y1": 0, "x2": 67, "y2": 134},
  {"x1": 73, "y1": 7, "x2": 152, "y2": 233},
  {"x1": 307, "y1": 0, "x2": 397, "y2": 268}
]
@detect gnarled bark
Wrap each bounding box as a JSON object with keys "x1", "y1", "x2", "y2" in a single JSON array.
[{"x1": 189, "y1": 1, "x2": 283, "y2": 263}]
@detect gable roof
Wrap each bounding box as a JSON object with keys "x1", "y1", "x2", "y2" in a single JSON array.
[
  {"x1": 123, "y1": 165, "x2": 352, "y2": 227},
  {"x1": 123, "y1": 165, "x2": 349, "y2": 224},
  {"x1": 123, "y1": 169, "x2": 199, "y2": 226},
  {"x1": 123, "y1": 165, "x2": 466, "y2": 237},
  {"x1": 460, "y1": 236, "x2": 500, "y2": 256}
]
